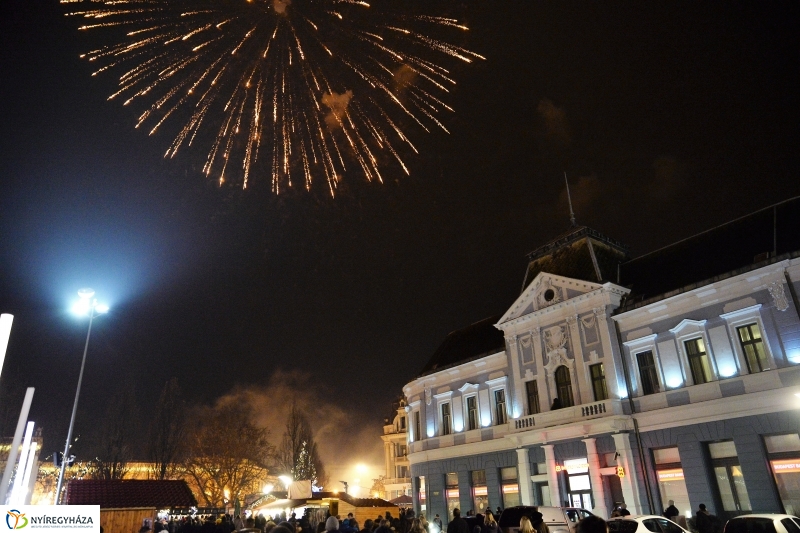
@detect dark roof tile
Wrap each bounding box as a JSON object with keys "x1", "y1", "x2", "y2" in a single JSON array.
[{"x1": 66, "y1": 480, "x2": 198, "y2": 509}]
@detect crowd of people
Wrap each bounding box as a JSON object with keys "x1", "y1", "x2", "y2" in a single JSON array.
[{"x1": 142, "y1": 499, "x2": 718, "y2": 533}]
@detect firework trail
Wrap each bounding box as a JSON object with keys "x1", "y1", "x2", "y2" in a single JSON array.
[{"x1": 63, "y1": 0, "x2": 484, "y2": 195}]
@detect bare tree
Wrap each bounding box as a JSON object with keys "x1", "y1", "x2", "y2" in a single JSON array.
[
  {"x1": 147, "y1": 378, "x2": 188, "y2": 480},
  {"x1": 183, "y1": 402, "x2": 274, "y2": 507},
  {"x1": 276, "y1": 403, "x2": 327, "y2": 487},
  {"x1": 88, "y1": 386, "x2": 139, "y2": 480}
]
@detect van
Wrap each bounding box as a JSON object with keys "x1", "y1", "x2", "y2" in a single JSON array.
[{"x1": 498, "y1": 506, "x2": 595, "y2": 533}]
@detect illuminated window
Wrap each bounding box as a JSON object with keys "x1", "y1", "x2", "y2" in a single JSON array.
[
  {"x1": 501, "y1": 467, "x2": 520, "y2": 508},
  {"x1": 637, "y1": 350, "x2": 660, "y2": 395},
  {"x1": 494, "y1": 389, "x2": 507, "y2": 425},
  {"x1": 466, "y1": 396, "x2": 479, "y2": 431},
  {"x1": 555, "y1": 366, "x2": 574, "y2": 407},
  {"x1": 446, "y1": 473, "x2": 459, "y2": 518},
  {"x1": 526, "y1": 380, "x2": 540, "y2": 415},
  {"x1": 471, "y1": 470, "x2": 488, "y2": 513},
  {"x1": 685, "y1": 338, "x2": 712, "y2": 385},
  {"x1": 709, "y1": 441, "x2": 752, "y2": 512},
  {"x1": 590, "y1": 363, "x2": 608, "y2": 401},
  {"x1": 737, "y1": 323, "x2": 769, "y2": 373},
  {"x1": 440, "y1": 402, "x2": 452, "y2": 436}
]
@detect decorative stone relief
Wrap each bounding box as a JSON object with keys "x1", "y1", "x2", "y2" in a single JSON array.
[
  {"x1": 537, "y1": 279, "x2": 562, "y2": 308},
  {"x1": 581, "y1": 313, "x2": 599, "y2": 346},
  {"x1": 544, "y1": 325, "x2": 568, "y2": 354},
  {"x1": 768, "y1": 280, "x2": 790, "y2": 312},
  {"x1": 424, "y1": 387, "x2": 431, "y2": 406}
]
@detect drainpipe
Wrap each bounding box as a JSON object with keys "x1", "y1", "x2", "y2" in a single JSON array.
[{"x1": 613, "y1": 306, "x2": 655, "y2": 514}]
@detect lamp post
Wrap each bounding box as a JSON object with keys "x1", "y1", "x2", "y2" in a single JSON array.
[{"x1": 55, "y1": 288, "x2": 109, "y2": 504}]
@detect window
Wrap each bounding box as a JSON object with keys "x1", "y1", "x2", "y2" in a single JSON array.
[
  {"x1": 397, "y1": 466, "x2": 408, "y2": 478},
  {"x1": 501, "y1": 466, "x2": 520, "y2": 508},
  {"x1": 555, "y1": 366, "x2": 574, "y2": 407},
  {"x1": 709, "y1": 441, "x2": 752, "y2": 513},
  {"x1": 685, "y1": 338, "x2": 712, "y2": 384},
  {"x1": 466, "y1": 396, "x2": 479, "y2": 431},
  {"x1": 471, "y1": 470, "x2": 488, "y2": 513},
  {"x1": 494, "y1": 389, "x2": 507, "y2": 425},
  {"x1": 653, "y1": 447, "x2": 690, "y2": 519},
  {"x1": 446, "y1": 473, "x2": 460, "y2": 519},
  {"x1": 637, "y1": 350, "x2": 661, "y2": 395},
  {"x1": 526, "y1": 380, "x2": 541, "y2": 415},
  {"x1": 398, "y1": 444, "x2": 407, "y2": 457},
  {"x1": 765, "y1": 433, "x2": 800, "y2": 515},
  {"x1": 441, "y1": 402, "x2": 452, "y2": 435},
  {"x1": 590, "y1": 363, "x2": 608, "y2": 401},
  {"x1": 737, "y1": 323, "x2": 769, "y2": 373},
  {"x1": 400, "y1": 416, "x2": 406, "y2": 430},
  {"x1": 414, "y1": 411, "x2": 421, "y2": 442}
]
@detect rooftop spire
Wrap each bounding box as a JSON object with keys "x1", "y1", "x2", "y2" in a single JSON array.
[{"x1": 564, "y1": 171, "x2": 577, "y2": 226}]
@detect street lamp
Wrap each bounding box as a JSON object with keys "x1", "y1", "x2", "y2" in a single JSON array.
[{"x1": 55, "y1": 288, "x2": 108, "y2": 504}]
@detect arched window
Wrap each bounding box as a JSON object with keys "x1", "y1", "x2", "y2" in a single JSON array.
[{"x1": 555, "y1": 365, "x2": 574, "y2": 407}]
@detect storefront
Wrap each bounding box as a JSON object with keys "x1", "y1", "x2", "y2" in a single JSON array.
[
  {"x1": 558, "y1": 459, "x2": 593, "y2": 509},
  {"x1": 653, "y1": 447, "x2": 691, "y2": 519},
  {"x1": 500, "y1": 467, "x2": 520, "y2": 509},
  {"x1": 445, "y1": 473, "x2": 459, "y2": 518},
  {"x1": 766, "y1": 434, "x2": 800, "y2": 515}
]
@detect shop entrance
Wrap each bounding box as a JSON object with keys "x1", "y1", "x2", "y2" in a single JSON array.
[{"x1": 563, "y1": 459, "x2": 593, "y2": 510}]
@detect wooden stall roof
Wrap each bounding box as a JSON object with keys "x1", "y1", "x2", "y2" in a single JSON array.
[{"x1": 66, "y1": 479, "x2": 197, "y2": 508}]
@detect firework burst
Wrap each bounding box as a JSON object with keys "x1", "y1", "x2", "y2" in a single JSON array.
[{"x1": 63, "y1": 0, "x2": 484, "y2": 195}]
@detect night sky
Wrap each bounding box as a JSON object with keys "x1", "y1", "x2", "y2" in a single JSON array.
[{"x1": 1, "y1": 1, "x2": 799, "y2": 485}]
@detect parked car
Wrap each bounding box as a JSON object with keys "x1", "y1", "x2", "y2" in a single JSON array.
[
  {"x1": 607, "y1": 515, "x2": 689, "y2": 533},
  {"x1": 498, "y1": 506, "x2": 594, "y2": 533},
  {"x1": 723, "y1": 514, "x2": 800, "y2": 533}
]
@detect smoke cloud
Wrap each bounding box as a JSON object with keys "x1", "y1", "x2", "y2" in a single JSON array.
[
  {"x1": 212, "y1": 369, "x2": 384, "y2": 492},
  {"x1": 537, "y1": 98, "x2": 571, "y2": 147},
  {"x1": 273, "y1": 0, "x2": 291, "y2": 15},
  {"x1": 321, "y1": 91, "x2": 354, "y2": 130},
  {"x1": 559, "y1": 174, "x2": 602, "y2": 222}
]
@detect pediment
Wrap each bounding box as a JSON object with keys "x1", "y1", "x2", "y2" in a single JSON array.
[{"x1": 497, "y1": 272, "x2": 604, "y2": 326}]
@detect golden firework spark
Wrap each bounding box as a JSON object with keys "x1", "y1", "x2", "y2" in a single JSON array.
[{"x1": 64, "y1": 0, "x2": 484, "y2": 195}]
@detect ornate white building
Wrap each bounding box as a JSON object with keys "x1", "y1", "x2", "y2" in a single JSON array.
[
  {"x1": 403, "y1": 197, "x2": 800, "y2": 523},
  {"x1": 381, "y1": 399, "x2": 412, "y2": 501}
]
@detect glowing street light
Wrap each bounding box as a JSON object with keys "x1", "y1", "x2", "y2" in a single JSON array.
[
  {"x1": 278, "y1": 475, "x2": 292, "y2": 489},
  {"x1": 263, "y1": 484, "x2": 274, "y2": 494},
  {"x1": 55, "y1": 288, "x2": 109, "y2": 504}
]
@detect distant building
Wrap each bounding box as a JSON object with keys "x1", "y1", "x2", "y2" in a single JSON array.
[
  {"x1": 403, "y1": 197, "x2": 800, "y2": 522},
  {"x1": 381, "y1": 398, "x2": 412, "y2": 501}
]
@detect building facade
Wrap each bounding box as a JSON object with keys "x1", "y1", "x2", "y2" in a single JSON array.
[
  {"x1": 382, "y1": 399, "x2": 412, "y2": 500},
  {"x1": 403, "y1": 198, "x2": 800, "y2": 524}
]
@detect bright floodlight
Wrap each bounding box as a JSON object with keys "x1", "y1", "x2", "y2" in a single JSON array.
[
  {"x1": 71, "y1": 300, "x2": 91, "y2": 316},
  {"x1": 95, "y1": 304, "x2": 110, "y2": 314},
  {"x1": 263, "y1": 484, "x2": 274, "y2": 494},
  {"x1": 278, "y1": 475, "x2": 292, "y2": 488},
  {"x1": 356, "y1": 464, "x2": 368, "y2": 474},
  {"x1": 77, "y1": 288, "x2": 95, "y2": 300}
]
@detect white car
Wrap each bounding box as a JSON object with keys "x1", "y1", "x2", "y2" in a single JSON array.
[
  {"x1": 723, "y1": 514, "x2": 800, "y2": 533},
  {"x1": 607, "y1": 515, "x2": 689, "y2": 533}
]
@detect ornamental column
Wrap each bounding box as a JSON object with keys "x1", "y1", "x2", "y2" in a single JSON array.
[
  {"x1": 612, "y1": 432, "x2": 645, "y2": 514},
  {"x1": 542, "y1": 444, "x2": 560, "y2": 507},
  {"x1": 516, "y1": 447, "x2": 534, "y2": 506},
  {"x1": 582, "y1": 437, "x2": 608, "y2": 518}
]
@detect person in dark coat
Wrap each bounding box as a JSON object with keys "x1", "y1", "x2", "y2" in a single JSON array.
[
  {"x1": 663, "y1": 501, "x2": 679, "y2": 522},
  {"x1": 447, "y1": 509, "x2": 470, "y2": 533},
  {"x1": 695, "y1": 505, "x2": 714, "y2": 533}
]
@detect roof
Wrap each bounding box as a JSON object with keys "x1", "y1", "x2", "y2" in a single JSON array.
[
  {"x1": 618, "y1": 196, "x2": 800, "y2": 309},
  {"x1": 65, "y1": 479, "x2": 198, "y2": 509},
  {"x1": 418, "y1": 315, "x2": 505, "y2": 376},
  {"x1": 251, "y1": 492, "x2": 396, "y2": 511},
  {"x1": 522, "y1": 226, "x2": 629, "y2": 290}
]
